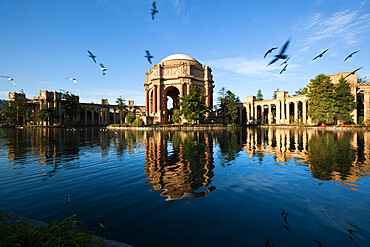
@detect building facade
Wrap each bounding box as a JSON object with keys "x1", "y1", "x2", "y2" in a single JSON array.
[{"x1": 144, "y1": 54, "x2": 214, "y2": 124}]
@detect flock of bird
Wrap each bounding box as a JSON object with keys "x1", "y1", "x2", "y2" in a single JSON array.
[{"x1": 264, "y1": 40, "x2": 363, "y2": 77}]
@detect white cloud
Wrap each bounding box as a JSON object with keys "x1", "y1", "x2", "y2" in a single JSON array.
[
  {"x1": 173, "y1": 0, "x2": 184, "y2": 13},
  {"x1": 303, "y1": 10, "x2": 370, "y2": 45}
]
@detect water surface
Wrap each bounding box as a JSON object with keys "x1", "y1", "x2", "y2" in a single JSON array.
[{"x1": 0, "y1": 127, "x2": 369, "y2": 247}]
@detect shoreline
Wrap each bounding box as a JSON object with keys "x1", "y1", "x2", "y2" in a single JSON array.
[{"x1": 0, "y1": 211, "x2": 133, "y2": 247}]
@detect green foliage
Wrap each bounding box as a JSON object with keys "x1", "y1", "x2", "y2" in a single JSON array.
[
  {"x1": 62, "y1": 92, "x2": 79, "y2": 123},
  {"x1": 37, "y1": 107, "x2": 58, "y2": 125},
  {"x1": 172, "y1": 109, "x2": 181, "y2": 124},
  {"x1": 333, "y1": 77, "x2": 357, "y2": 123},
  {"x1": 0, "y1": 212, "x2": 103, "y2": 246},
  {"x1": 115, "y1": 96, "x2": 127, "y2": 123},
  {"x1": 272, "y1": 88, "x2": 279, "y2": 99},
  {"x1": 179, "y1": 85, "x2": 208, "y2": 124},
  {"x1": 256, "y1": 89, "x2": 264, "y2": 101},
  {"x1": 357, "y1": 77, "x2": 368, "y2": 83},
  {"x1": 307, "y1": 74, "x2": 335, "y2": 125},
  {"x1": 125, "y1": 114, "x2": 136, "y2": 124},
  {"x1": 217, "y1": 87, "x2": 240, "y2": 124},
  {"x1": 294, "y1": 87, "x2": 308, "y2": 96},
  {"x1": 132, "y1": 118, "x2": 144, "y2": 127},
  {"x1": 3, "y1": 97, "x2": 27, "y2": 125}
]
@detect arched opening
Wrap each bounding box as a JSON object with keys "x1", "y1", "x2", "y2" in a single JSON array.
[{"x1": 164, "y1": 86, "x2": 180, "y2": 124}]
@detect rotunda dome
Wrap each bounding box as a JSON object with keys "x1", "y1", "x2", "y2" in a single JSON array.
[{"x1": 160, "y1": 54, "x2": 199, "y2": 63}]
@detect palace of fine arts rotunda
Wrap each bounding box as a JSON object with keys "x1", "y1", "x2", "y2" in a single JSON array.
[{"x1": 144, "y1": 54, "x2": 214, "y2": 124}]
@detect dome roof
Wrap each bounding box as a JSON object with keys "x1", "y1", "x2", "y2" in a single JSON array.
[{"x1": 160, "y1": 54, "x2": 199, "y2": 63}]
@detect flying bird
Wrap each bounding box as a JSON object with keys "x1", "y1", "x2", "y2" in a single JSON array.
[
  {"x1": 281, "y1": 210, "x2": 289, "y2": 224},
  {"x1": 280, "y1": 57, "x2": 290, "y2": 66},
  {"x1": 280, "y1": 64, "x2": 288, "y2": 74},
  {"x1": 268, "y1": 40, "x2": 290, "y2": 66},
  {"x1": 151, "y1": 1, "x2": 158, "y2": 20},
  {"x1": 312, "y1": 49, "x2": 329, "y2": 61},
  {"x1": 87, "y1": 50, "x2": 97, "y2": 63},
  {"x1": 344, "y1": 67, "x2": 363, "y2": 79},
  {"x1": 144, "y1": 50, "x2": 153, "y2": 64},
  {"x1": 66, "y1": 77, "x2": 77, "y2": 85},
  {"x1": 100, "y1": 63, "x2": 107, "y2": 76},
  {"x1": 344, "y1": 50, "x2": 359, "y2": 62},
  {"x1": 264, "y1": 47, "x2": 278, "y2": 58},
  {"x1": 99, "y1": 219, "x2": 107, "y2": 229},
  {"x1": 1, "y1": 76, "x2": 15, "y2": 86}
]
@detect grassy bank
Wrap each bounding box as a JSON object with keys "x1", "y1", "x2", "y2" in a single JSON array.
[{"x1": 0, "y1": 210, "x2": 105, "y2": 247}]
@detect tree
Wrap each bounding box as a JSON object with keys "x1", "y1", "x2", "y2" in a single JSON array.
[
  {"x1": 115, "y1": 96, "x2": 127, "y2": 124},
  {"x1": 3, "y1": 97, "x2": 27, "y2": 125},
  {"x1": 62, "y1": 92, "x2": 79, "y2": 124},
  {"x1": 256, "y1": 89, "x2": 264, "y2": 101},
  {"x1": 224, "y1": 90, "x2": 240, "y2": 123},
  {"x1": 126, "y1": 114, "x2": 136, "y2": 124},
  {"x1": 179, "y1": 85, "x2": 208, "y2": 124},
  {"x1": 37, "y1": 107, "x2": 58, "y2": 125},
  {"x1": 333, "y1": 77, "x2": 357, "y2": 123},
  {"x1": 307, "y1": 74, "x2": 335, "y2": 125},
  {"x1": 172, "y1": 109, "x2": 181, "y2": 124},
  {"x1": 217, "y1": 87, "x2": 227, "y2": 123},
  {"x1": 272, "y1": 88, "x2": 279, "y2": 99},
  {"x1": 294, "y1": 87, "x2": 308, "y2": 96}
]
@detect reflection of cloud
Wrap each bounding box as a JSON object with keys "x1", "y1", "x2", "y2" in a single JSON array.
[
  {"x1": 303, "y1": 10, "x2": 370, "y2": 45},
  {"x1": 203, "y1": 57, "x2": 297, "y2": 77}
]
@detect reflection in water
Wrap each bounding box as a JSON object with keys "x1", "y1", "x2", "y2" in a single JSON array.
[
  {"x1": 1, "y1": 127, "x2": 370, "y2": 193},
  {"x1": 144, "y1": 131, "x2": 215, "y2": 200}
]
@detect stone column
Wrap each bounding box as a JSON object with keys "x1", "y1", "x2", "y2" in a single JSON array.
[
  {"x1": 364, "y1": 90, "x2": 370, "y2": 125},
  {"x1": 268, "y1": 105, "x2": 272, "y2": 124},
  {"x1": 302, "y1": 101, "x2": 307, "y2": 124},
  {"x1": 246, "y1": 105, "x2": 250, "y2": 123},
  {"x1": 286, "y1": 102, "x2": 290, "y2": 124},
  {"x1": 92, "y1": 109, "x2": 95, "y2": 125},
  {"x1": 145, "y1": 90, "x2": 149, "y2": 115},
  {"x1": 113, "y1": 108, "x2": 116, "y2": 124},
  {"x1": 179, "y1": 83, "x2": 183, "y2": 111},
  {"x1": 351, "y1": 87, "x2": 358, "y2": 124},
  {"x1": 261, "y1": 106, "x2": 265, "y2": 124},
  {"x1": 157, "y1": 84, "x2": 162, "y2": 116},
  {"x1": 85, "y1": 108, "x2": 88, "y2": 126},
  {"x1": 205, "y1": 85, "x2": 210, "y2": 108},
  {"x1": 276, "y1": 101, "x2": 281, "y2": 124},
  {"x1": 281, "y1": 101, "x2": 285, "y2": 124},
  {"x1": 97, "y1": 108, "x2": 101, "y2": 125},
  {"x1": 186, "y1": 83, "x2": 190, "y2": 95},
  {"x1": 153, "y1": 85, "x2": 157, "y2": 113},
  {"x1": 294, "y1": 102, "x2": 298, "y2": 122},
  {"x1": 254, "y1": 106, "x2": 258, "y2": 123}
]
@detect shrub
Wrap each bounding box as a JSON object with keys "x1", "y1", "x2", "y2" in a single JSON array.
[{"x1": 132, "y1": 118, "x2": 144, "y2": 127}]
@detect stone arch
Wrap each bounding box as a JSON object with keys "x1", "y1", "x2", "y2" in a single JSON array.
[{"x1": 163, "y1": 86, "x2": 180, "y2": 124}]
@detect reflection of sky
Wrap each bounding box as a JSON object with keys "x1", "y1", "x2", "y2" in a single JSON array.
[{"x1": 0, "y1": 128, "x2": 369, "y2": 246}]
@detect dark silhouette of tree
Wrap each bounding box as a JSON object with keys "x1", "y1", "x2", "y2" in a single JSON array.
[
  {"x1": 179, "y1": 85, "x2": 208, "y2": 124},
  {"x1": 333, "y1": 77, "x2": 357, "y2": 124}
]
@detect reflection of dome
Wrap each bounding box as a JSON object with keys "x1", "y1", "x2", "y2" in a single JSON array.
[{"x1": 160, "y1": 54, "x2": 199, "y2": 63}]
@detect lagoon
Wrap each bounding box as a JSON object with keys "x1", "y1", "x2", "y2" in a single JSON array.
[{"x1": 0, "y1": 127, "x2": 369, "y2": 247}]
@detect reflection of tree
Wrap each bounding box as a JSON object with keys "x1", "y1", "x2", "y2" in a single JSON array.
[
  {"x1": 307, "y1": 133, "x2": 356, "y2": 181},
  {"x1": 217, "y1": 130, "x2": 243, "y2": 165},
  {"x1": 144, "y1": 131, "x2": 215, "y2": 200}
]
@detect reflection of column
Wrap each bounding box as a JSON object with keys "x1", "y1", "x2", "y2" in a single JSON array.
[
  {"x1": 294, "y1": 102, "x2": 298, "y2": 122},
  {"x1": 365, "y1": 132, "x2": 370, "y2": 163},
  {"x1": 286, "y1": 103, "x2": 290, "y2": 124},
  {"x1": 302, "y1": 101, "x2": 307, "y2": 124},
  {"x1": 276, "y1": 101, "x2": 281, "y2": 124}
]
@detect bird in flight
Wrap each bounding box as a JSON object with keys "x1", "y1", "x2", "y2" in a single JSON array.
[
  {"x1": 312, "y1": 49, "x2": 329, "y2": 61},
  {"x1": 99, "y1": 219, "x2": 107, "y2": 229},
  {"x1": 280, "y1": 57, "x2": 290, "y2": 66},
  {"x1": 1, "y1": 76, "x2": 15, "y2": 86},
  {"x1": 100, "y1": 63, "x2": 107, "y2": 76},
  {"x1": 344, "y1": 50, "x2": 359, "y2": 62},
  {"x1": 344, "y1": 67, "x2": 363, "y2": 79},
  {"x1": 144, "y1": 50, "x2": 153, "y2": 64},
  {"x1": 268, "y1": 40, "x2": 290, "y2": 66},
  {"x1": 66, "y1": 77, "x2": 77, "y2": 85},
  {"x1": 280, "y1": 64, "x2": 288, "y2": 74},
  {"x1": 87, "y1": 50, "x2": 97, "y2": 63},
  {"x1": 264, "y1": 47, "x2": 278, "y2": 58},
  {"x1": 151, "y1": 1, "x2": 158, "y2": 20}
]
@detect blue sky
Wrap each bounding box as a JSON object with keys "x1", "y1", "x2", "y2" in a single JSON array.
[{"x1": 1, "y1": 0, "x2": 369, "y2": 105}]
